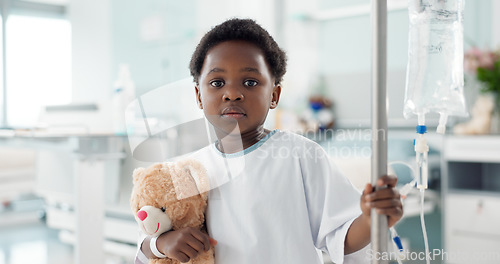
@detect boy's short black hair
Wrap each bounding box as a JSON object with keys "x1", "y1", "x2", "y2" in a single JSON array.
[{"x1": 189, "y1": 18, "x2": 287, "y2": 85}]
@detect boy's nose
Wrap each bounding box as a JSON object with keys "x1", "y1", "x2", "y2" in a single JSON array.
[{"x1": 223, "y1": 87, "x2": 244, "y2": 101}]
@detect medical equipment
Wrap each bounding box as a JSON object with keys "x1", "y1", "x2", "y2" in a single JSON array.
[
  {"x1": 371, "y1": 1, "x2": 389, "y2": 261},
  {"x1": 415, "y1": 125, "x2": 429, "y2": 190},
  {"x1": 390, "y1": 227, "x2": 403, "y2": 252},
  {"x1": 404, "y1": 1, "x2": 468, "y2": 263},
  {"x1": 37, "y1": 103, "x2": 114, "y2": 135},
  {"x1": 414, "y1": 126, "x2": 430, "y2": 264},
  {"x1": 405, "y1": 0, "x2": 468, "y2": 134},
  {"x1": 388, "y1": 161, "x2": 418, "y2": 264},
  {"x1": 112, "y1": 64, "x2": 136, "y2": 135},
  {"x1": 389, "y1": 227, "x2": 404, "y2": 264}
]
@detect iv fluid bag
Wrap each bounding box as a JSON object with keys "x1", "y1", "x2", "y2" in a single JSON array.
[{"x1": 404, "y1": 0, "x2": 468, "y2": 120}]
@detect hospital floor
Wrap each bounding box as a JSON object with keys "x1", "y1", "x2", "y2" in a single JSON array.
[
  {"x1": 0, "y1": 208, "x2": 129, "y2": 264},
  {"x1": 0, "y1": 198, "x2": 441, "y2": 264},
  {"x1": 0, "y1": 219, "x2": 72, "y2": 264},
  {"x1": 0, "y1": 221, "x2": 440, "y2": 264},
  {"x1": 0, "y1": 195, "x2": 123, "y2": 264},
  {"x1": 0, "y1": 195, "x2": 70, "y2": 264}
]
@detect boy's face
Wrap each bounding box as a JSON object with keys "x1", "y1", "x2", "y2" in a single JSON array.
[{"x1": 195, "y1": 40, "x2": 281, "y2": 135}]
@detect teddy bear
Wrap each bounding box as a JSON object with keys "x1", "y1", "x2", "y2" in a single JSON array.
[
  {"x1": 453, "y1": 94, "x2": 495, "y2": 135},
  {"x1": 130, "y1": 159, "x2": 214, "y2": 264}
]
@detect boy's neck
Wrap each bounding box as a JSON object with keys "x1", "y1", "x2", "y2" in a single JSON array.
[{"x1": 216, "y1": 127, "x2": 270, "y2": 154}]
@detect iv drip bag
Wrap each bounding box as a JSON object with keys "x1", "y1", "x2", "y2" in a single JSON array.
[{"x1": 404, "y1": 0, "x2": 468, "y2": 124}]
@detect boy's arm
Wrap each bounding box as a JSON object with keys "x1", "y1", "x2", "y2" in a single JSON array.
[
  {"x1": 344, "y1": 175, "x2": 403, "y2": 255},
  {"x1": 140, "y1": 228, "x2": 216, "y2": 262},
  {"x1": 344, "y1": 214, "x2": 371, "y2": 254}
]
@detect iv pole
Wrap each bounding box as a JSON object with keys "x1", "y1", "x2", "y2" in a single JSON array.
[{"x1": 371, "y1": 0, "x2": 389, "y2": 263}]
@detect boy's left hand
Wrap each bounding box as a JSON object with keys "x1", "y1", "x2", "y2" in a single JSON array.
[{"x1": 361, "y1": 175, "x2": 403, "y2": 228}]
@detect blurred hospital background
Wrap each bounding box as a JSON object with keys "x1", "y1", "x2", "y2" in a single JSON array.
[{"x1": 0, "y1": 0, "x2": 499, "y2": 263}]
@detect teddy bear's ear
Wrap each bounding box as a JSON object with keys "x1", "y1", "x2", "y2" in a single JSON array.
[
  {"x1": 173, "y1": 159, "x2": 209, "y2": 200},
  {"x1": 132, "y1": 167, "x2": 146, "y2": 185}
]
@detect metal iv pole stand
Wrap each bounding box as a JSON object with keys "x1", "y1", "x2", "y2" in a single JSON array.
[{"x1": 371, "y1": 0, "x2": 389, "y2": 264}]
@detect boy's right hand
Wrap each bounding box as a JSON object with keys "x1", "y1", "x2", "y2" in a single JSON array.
[{"x1": 156, "y1": 227, "x2": 217, "y2": 263}]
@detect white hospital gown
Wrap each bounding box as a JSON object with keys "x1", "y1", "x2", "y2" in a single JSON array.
[{"x1": 136, "y1": 130, "x2": 369, "y2": 264}]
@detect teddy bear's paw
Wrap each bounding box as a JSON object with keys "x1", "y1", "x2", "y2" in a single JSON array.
[
  {"x1": 189, "y1": 247, "x2": 215, "y2": 264},
  {"x1": 149, "y1": 257, "x2": 177, "y2": 264}
]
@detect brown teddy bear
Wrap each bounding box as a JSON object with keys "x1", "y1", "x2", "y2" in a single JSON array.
[
  {"x1": 130, "y1": 159, "x2": 214, "y2": 264},
  {"x1": 453, "y1": 94, "x2": 495, "y2": 134}
]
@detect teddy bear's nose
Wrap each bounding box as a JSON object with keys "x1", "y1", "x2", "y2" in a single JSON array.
[{"x1": 137, "y1": 210, "x2": 148, "y2": 221}]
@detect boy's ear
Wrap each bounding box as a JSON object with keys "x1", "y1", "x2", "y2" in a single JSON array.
[
  {"x1": 270, "y1": 84, "x2": 282, "y2": 109},
  {"x1": 195, "y1": 85, "x2": 203, "y2": 109}
]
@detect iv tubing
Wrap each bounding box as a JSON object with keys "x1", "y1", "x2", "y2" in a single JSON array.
[
  {"x1": 437, "y1": 113, "x2": 448, "y2": 134},
  {"x1": 390, "y1": 227, "x2": 403, "y2": 252},
  {"x1": 420, "y1": 189, "x2": 430, "y2": 264},
  {"x1": 388, "y1": 161, "x2": 417, "y2": 197},
  {"x1": 389, "y1": 227, "x2": 404, "y2": 264},
  {"x1": 414, "y1": 124, "x2": 429, "y2": 190},
  {"x1": 388, "y1": 160, "x2": 415, "y2": 264},
  {"x1": 389, "y1": 220, "x2": 404, "y2": 263},
  {"x1": 417, "y1": 113, "x2": 425, "y2": 126}
]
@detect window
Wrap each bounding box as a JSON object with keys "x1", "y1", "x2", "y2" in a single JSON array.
[
  {"x1": 6, "y1": 15, "x2": 71, "y2": 127},
  {"x1": 0, "y1": 16, "x2": 3, "y2": 126},
  {"x1": 0, "y1": 0, "x2": 70, "y2": 128}
]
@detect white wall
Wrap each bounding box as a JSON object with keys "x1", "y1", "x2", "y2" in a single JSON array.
[
  {"x1": 278, "y1": 0, "x2": 320, "y2": 112},
  {"x1": 493, "y1": 0, "x2": 500, "y2": 47},
  {"x1": 67, "y1": 0, "x2": 496, "y2": 126},
  {"x1": 69, "y1": 0, "x2": 112, "y2": 103},
  {"x1": 195, "y1": 0, "x2": 276, "y2": 37},
  {"x1": 109, "y1": 0, "x2": 276, "y2": 98},
  {"x1": 108, "y1": 0, "x2": 279, "y2": 125}
]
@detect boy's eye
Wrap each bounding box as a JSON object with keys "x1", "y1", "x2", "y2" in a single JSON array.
[
  {"x1": 244, "y1": 80, "x2": 258, "y2": 87},
  {"x1": 210, "y1": 80, "x2": 224, "y2": 87}
]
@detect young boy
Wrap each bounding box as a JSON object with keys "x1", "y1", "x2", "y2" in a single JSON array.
[{"x1": 136, "y1": 18, "x2": 402, "y2": 264}]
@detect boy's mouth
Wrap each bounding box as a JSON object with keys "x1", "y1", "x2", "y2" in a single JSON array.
[{"x1": 221, "y1": 107, "x2": 246, "y2": 119}]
